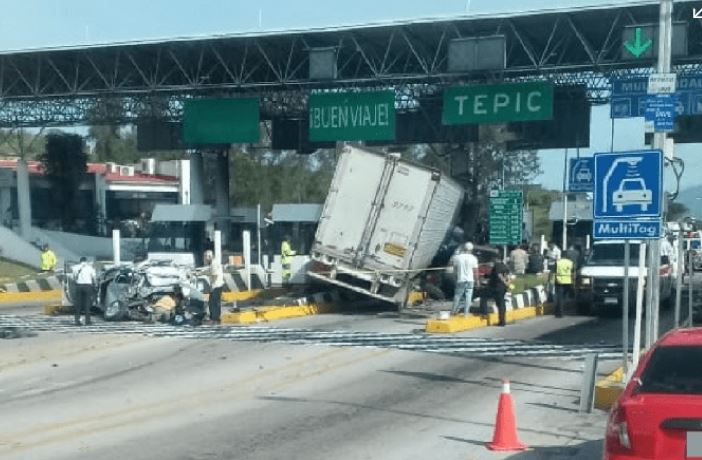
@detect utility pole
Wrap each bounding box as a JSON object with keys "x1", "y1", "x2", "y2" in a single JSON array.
[{"x1": 649, "y1": 0, "x2": 674, "y2": 345}]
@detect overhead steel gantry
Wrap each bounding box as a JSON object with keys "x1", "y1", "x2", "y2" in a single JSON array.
[{"x1": 0, "y1": 0, "x2": 700, "y2": 127}]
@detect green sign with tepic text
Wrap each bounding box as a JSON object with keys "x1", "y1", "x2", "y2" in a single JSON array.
[
  {"x1": 443, "y1": 82, "x2": 553, "y2": 124},
  {"x1": 309, "y1": 91, "x2": 396, "y2": 142}
]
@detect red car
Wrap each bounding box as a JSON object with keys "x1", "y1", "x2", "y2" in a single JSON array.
[{"x1": 604, "y1": 328, "x2": 702, "y2": 459}]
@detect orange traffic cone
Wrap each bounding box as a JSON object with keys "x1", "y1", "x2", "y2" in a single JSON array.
[{"x1": 487, "y1": 379, "x2": 528, "y2": 451}]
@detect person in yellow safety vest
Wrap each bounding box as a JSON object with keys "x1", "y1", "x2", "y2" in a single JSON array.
[
  {"x1": 40, "y1": 245, "x2": 58, "y2": 272},
  {"x1": 281, "y1": 235, "x2": 296, "y2": 287},
  {"x1": 553, "y1": 255, "x2": 574, "y2": 318}
]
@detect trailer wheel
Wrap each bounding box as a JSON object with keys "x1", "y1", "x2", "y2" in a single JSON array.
[{"x1": 424, "y1": 284, "x2": 446, "y2": 301}]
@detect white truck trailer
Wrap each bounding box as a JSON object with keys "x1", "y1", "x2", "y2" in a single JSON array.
[{"x1": 307, "y1": 146, "x2": 464, "y2": 307}]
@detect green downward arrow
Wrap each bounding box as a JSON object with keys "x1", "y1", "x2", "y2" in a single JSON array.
[{"x1": 624, "y1": 27, "x2": 653, "y2": 58}]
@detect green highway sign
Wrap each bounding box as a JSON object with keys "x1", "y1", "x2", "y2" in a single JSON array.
[
  {"x1": 309, "y1": 91, "x2": 396, "y2": 142},
  {"x1": 489, "y1": 189, "x2": 523, "y2": 246},
  {"x1": 621, "y1": 23, "x2": 687, "y2": 61},
  {"x1": 183, "y1": 97, "x2": 260, "y2": 144},
  {"x1": 624, "y1": 27, "x2": 653, "y2": 58},
  {"x1": 442, "y1": 81, "x2": 553, "y2": 125}
]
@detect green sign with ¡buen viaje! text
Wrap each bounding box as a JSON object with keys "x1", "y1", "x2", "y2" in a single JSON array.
[
  {"x1": 443, "y1": 81, "x2": 553, "y2": 125},
  {"x1": 183, "y1": 97, "x2": 260, "y2": 145},
  {"x1": 309, "y1": 91, "x2": 396, "y2": 142}
]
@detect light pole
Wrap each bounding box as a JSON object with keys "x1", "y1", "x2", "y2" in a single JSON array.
[{"x1": 647, "y1": 0, "x2": 674, "y2": 347}]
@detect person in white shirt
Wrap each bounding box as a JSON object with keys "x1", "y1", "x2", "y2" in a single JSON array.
[
  {"x1": 71, "y1": 257, "x2": 96, "y2": 326},
  {"x1": 450, "y1": 242, "x2": 480, "y2": 316},
  {"x1": 204, "y1": 250, "x2": 225, "y2": 324}
]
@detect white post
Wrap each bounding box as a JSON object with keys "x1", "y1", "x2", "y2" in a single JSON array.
[
  {"x1": 632, "y1": 242, "x2": 647, "y2": 375},
  {"x1": 675, "y1": 233, "x2": 683, "y2": 327},
  {"x1": 647, "y1": 0, "x2": 673, "y2": 344},
  {"x1": 112, "y1": 229, "x2": 121, "y2": 265},
  {"x1": 540, "y1": 234, "x2": 546, "y2": 254},
  {"x1": 257, "y1": 204, "x2": 262, "y2": 266},
  {"x1": 16, "y1": 158, "x2": 32, "y2": 238},
  {"x1": 214, "y1": 230, "x2": 222, "y2": 266},
  {"x1": 622, "y1": 240, "x2": 630, "y2": 377},
  {"x1": 689, "y1": 249, "x2": 694, "y2": 327},
  {"x1": 586, "y1": 234, "x2": 591, "y2": 252},
  {"x1": 243, "y1": 230, "x2": 252, "y2": 290}
]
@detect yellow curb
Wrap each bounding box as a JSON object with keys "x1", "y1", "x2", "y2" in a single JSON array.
[
  {"x1": 221, "y1": 302, "x2": 336, "y2": 325},
  {"x1": 425, "y1": 303, "x2": 555, "y2": 333},
  {"x1": 221, "y1": 290, "x2": 262, "y2": 302},
  {"x1": 0, "y1": 290, "x2": 62, "y2": 305},
  {"x1": 595, "y1": 367, "x2": 625, "y2": 410}
]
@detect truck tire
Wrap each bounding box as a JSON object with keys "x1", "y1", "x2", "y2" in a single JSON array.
[{"x1": 424, "y1": 284, "x2": 446, "y2": 301}]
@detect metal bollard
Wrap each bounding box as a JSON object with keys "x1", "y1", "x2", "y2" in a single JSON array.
[{"x1": 579, "y1": 353, "x2": 599, "y2": 414}]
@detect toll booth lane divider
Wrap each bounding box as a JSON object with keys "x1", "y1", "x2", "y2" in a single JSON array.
[
  {"x1": 221, "y1": 291, "x2": 340, "y2": 325},
  {"x1": 594, "y1": 367, "x2": 625, "y2": 411},
  {"x1": 426, "y1": 285, "x2": 550, "y2": 334},
  {"x1": 0, "y1": 275, "x2": 63, "y2": 304}
]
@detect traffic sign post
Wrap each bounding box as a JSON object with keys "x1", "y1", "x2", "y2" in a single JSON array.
[
  {"x1": 644, "y1": 94, "x2": 676, "y2": 133},
  {"x1": 489, "y1": 190, "x2": 523, "y2": 246},
  {"x1": 648, "y1": 73, "x2": 676, "y2": 94},
  {"x1": 610, "y1": 74, "x2": 702, "y2": 119},
  {"x1": 568, "y1": 158, "x2": 594, "y2": 192},
  {"x1": 594, "y1": 148, "x2": 663, "y2": 381},
  {"x1": 593, "y1": 149, "x2": 663, "y2": 222}
]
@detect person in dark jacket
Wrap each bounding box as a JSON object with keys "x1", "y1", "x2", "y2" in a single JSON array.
[{"x1": 489, "y1": 254, "x2": 511, "y2": 327}]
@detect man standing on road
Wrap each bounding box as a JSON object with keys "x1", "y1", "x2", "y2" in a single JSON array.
[
  {"x1": 450, "y1": 242, "x2": 480, "y2": 316},
  {"x1": 489, "y1": 255, "x2": 510, "y2": 326},
  {"x1": 204, "y1": 250, "x2": 224, "y2": 325},
  {"x1": 71, "y1": 257, "x2": 96, "y2": 326},
  {"x1": 41, "y1": 244, "x2": 58, "y2": 272},
  {"x1": 281, "y1": 235, "x2": 296, "y2": 287},
  {"x1": 553, "y1": 253, "x2": 574, "y2": 318}
]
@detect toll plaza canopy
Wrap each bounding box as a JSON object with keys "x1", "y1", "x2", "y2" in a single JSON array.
[{"x1": 0, "y1": 0, "x2": 700, "y2": 127}]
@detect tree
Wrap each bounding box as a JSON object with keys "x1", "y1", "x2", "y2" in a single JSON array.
[
  {"x1": 413, "y1": 131, "x2": 540, "y2": 243},
  {"x1": 668, "y1": 201, "x2": 690, "y2": 221},
  {"x1": 228, "y1": 149, "x2": 337, "y2": 211},
  {"x1": 88, "y1": 125, "x2": 141, "y2": 164},
  {"x1": 40, "y1": 133, "x2": 88, "y2": 231},
  {"x1": 0, "y1": 129, "x2": 45, "y2": 159}
]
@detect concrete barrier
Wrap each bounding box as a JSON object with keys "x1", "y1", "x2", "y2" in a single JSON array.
[
  {"x1": 221, "y1": 291, "x2": 339, "y2": 324},
  {"x1": 0, "y1": 275, "x2": 63, "y2": 304},
  {"x1": 594, "y1": 367, "x2": 626, "y2": 411},
  {"x1": 426, "y1": 285, "x2": 550, "y2": 334}
]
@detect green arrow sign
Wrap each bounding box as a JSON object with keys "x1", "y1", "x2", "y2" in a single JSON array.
[{"x1": 624, "y1": 27, "x2": 653, "y2": 58}]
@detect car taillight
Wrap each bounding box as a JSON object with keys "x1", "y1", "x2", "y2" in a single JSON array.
[{"x1": 606, "y1": 405, "x2": 632, "y2": 452}]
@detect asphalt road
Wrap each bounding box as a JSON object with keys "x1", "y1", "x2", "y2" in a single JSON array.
[{"x1": 0, "y1": 303, "x2": 678, "y2": 460}]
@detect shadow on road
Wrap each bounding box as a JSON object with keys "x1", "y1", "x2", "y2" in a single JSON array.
[
  {"x1": 441, "y1": 437, "x2": 602, "y2": 459},
  {"x1": 379, "y1": 370, "x2": 578, "y2": 397},
  {"x1": 503, "y1": 439, "x2": 603, "y2": 459}
]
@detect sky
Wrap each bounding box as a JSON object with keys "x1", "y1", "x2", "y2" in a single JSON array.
[
  {"x1": 0, "y1": 0, "x2": 659, "y2": 51},
  {"x1": 1, "y1": 0, "x2": 698, "y2": 192}
]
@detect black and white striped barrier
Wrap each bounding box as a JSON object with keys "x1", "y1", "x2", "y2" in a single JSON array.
[{"x1": 0, "y1": 275, "x2": 62, "y2": 293}]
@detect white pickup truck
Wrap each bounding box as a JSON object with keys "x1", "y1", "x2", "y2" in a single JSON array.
[{"x1": 575, "y1": 239, "x2": 676, "y2": 314}]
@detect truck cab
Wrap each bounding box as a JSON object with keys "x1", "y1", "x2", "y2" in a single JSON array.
[{"x1": 576, "y1": 239, "x2": 675, "y2": 314}]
